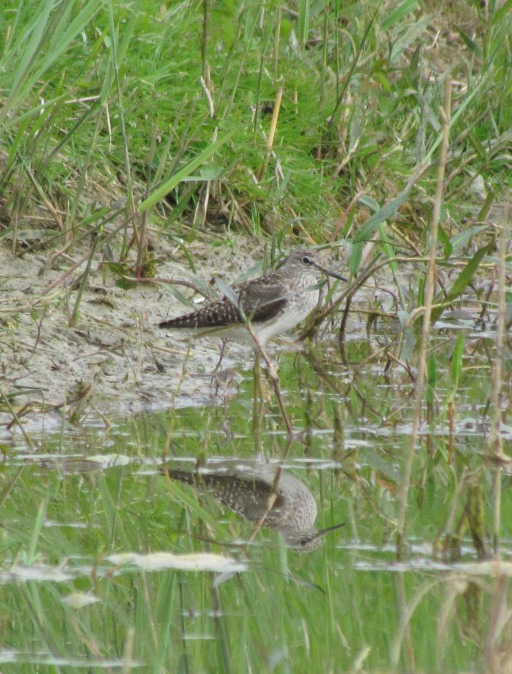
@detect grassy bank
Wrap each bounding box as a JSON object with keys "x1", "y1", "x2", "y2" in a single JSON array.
[{"x1": 1, "y1": 0, "x2": 510, "y2": 260}]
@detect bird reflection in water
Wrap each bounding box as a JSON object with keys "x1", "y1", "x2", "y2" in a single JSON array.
[{"x1": 162, "y1": 458, "x2": 344, "y2": 552}]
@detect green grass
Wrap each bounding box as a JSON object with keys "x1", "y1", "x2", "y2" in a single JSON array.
[{"x1": 1, "y1": 0, "x2": 511, "y2": 259}]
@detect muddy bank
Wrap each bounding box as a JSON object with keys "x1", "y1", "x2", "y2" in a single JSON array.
[
  {"x1": 0, "y1": 236, "x2": 368, "y2": 441},
  {"x1": 0, "y1": 238, "x2": 257, "y2": 438}
]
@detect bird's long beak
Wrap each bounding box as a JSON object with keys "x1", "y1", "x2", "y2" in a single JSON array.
[
  {"x1": 313, "y1": 262, "x2": 347, "y2": 282},
  {"x1": 312, "y1": 522, "x2": 346, "y2": 541}
]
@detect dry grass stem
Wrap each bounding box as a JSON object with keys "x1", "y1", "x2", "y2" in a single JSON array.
[{"x1": 397, "y1": 78, "x2": 452, "y2": 556}]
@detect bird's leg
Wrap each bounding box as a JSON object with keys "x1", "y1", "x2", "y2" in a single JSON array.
[
  {"x1": 253, "y1": 350, "x2": 265, "y2": 399},
  {"x1": 246, "y1": 326, "x2": 296, "y2": 438},
  {"x1": 211, "y1": 338, "x2": 229, "y2": 374},
  {"x1": 252, "y1": 351, "x2": 264, "y2": 449}
]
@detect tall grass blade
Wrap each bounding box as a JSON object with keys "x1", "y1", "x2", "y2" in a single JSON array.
[{"x1": 138, "y1": 129, "x2": 237, "y2": 213}]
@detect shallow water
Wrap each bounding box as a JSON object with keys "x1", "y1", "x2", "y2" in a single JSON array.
[{"x1": 1, "y1": 330, "x2": 511, "y2": 673}]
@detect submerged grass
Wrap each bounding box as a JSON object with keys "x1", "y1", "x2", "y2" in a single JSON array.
[{"x1": 1, "y1": 337, "x2": 511, "y2": 672}]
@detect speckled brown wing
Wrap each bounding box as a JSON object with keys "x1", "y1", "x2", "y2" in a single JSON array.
[
  {"x1": 158, "y1": 273, "x2": 288, "y2": 329},
  {"x1": 158, "y1": 296, "x2": 242, "y2": 329},
  {"x1": 164, "y1": 468, "x2": 286, "y2": 525},
  {"x1": 237, "y1": 272, "x2": 288, "y2": 323}
]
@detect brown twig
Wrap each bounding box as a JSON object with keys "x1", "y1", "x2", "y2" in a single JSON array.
[
  {"x1": 257, "y1": 86, "x2": 283, "y2": 181},
  {"x1": 396, "y1": 78, "x2": 452, "y2": 558}
]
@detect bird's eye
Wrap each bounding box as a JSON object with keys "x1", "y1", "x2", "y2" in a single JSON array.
[{"x1": 302, "y1": 255, "x2": 312, "y2": 265}]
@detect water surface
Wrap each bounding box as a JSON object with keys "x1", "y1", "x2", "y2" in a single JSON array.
[{"x1": 2, "y1": 330, "x2": 511, "y2": 673}]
